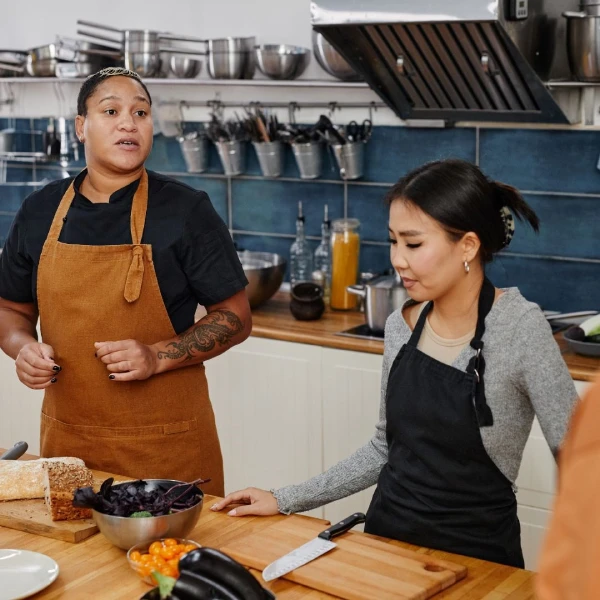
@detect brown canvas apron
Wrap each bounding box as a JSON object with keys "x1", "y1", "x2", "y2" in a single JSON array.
[{"x1": 36, "y1": 169, "x2": 224, "y2": 496}]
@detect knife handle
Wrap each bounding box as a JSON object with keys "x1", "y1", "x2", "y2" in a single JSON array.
[
  {"x1": 0, "y1": 441, "x2": 28, "y2": 460},
  {"x1": 318, "y1": 512, "x2": 366, "y2": 541}
]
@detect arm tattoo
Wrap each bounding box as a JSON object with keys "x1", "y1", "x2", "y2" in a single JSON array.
[{"x1": 157, "y1": 309, "x2": 244, "y2": 361}]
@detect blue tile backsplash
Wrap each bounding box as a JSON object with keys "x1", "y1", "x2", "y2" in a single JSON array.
[{"x1": 1, "y1": 120, "x2": 599, "y2": 312}]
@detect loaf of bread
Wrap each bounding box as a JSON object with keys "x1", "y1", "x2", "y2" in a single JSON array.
[
  {"x1": 0, "y1": 457, "x2": 85, "y2": 501},
  {"x1": 43, "y1": 462, "x2": 93, "y2": 521}
]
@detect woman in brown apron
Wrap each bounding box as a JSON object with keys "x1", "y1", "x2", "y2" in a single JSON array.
[{"x1": 0, "y1": 68, "x2": 251, "y2": 496}]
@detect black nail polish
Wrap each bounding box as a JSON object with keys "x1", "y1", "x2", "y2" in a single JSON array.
[
  {"x1": 51, "y1": 377, "x2": 57, "y2": 383},
  {"x1": 53, "y1": 365, "x2": 60, "y2": 371},
  {"x1": 109, "y1": 374, "x2": 115, "y2": 380}
]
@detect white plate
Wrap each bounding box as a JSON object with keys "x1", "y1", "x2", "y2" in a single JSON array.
[{"x1": 0, "y1": 549, "x2": 59, "y2": 600}]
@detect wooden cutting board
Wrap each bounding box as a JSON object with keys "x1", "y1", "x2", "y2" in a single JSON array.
[
  {"x1": 221, "y1": 515, "x2": 467, "y2": 600},
  {"x1": 0, "y1": 468, "x2": 128, "y2": 543}
]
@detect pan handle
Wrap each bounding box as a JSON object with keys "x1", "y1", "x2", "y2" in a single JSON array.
[
  {"x1": 159, "y1": 47, "x2": 207, "y2": 56},
  {"x1": 158, "y1": 33, "x2": 208, "y2": 44},
  {"x1": 0, "y1": 61, "x2": 25, "y2": 73},
  {"x1": 76, "y1": 19, "x2": 123, "y2": 34},
  {"x1": 77, "y1": 48, "x2": 123, "y2": 59},
  {"x1": 77, "y1": 29, "x2": 123, "y2": 46}
]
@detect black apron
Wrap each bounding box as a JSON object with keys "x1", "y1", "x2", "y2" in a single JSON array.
[{"x1": 365, "y1": 278, "x2": 524, "y2": 568}]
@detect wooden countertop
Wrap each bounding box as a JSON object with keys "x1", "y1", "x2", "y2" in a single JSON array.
[
  {"x1": 0, "y1": 494, "x2": 535, "y2": 600},
  {"x1": 250, "y1": 292, "x2": 600, "y2": 382}
]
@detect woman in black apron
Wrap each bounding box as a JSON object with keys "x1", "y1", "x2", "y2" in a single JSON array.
[
  {"x1": 365, "y1": 276, "x2": 522, "y2": 566},
  {"x1": 212, "y1": 159, "x2": 578, "y2": 569}
]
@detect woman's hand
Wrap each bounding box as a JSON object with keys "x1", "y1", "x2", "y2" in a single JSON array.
[
  {"x1": 15, "y1": 342, "x2": 59, "y2": 390},
  {"x1": 210, "y1": 488, "x2": 280, "y2": 517},
  {"x1": 95, "y1": 339, "x2": 158, "y2": 381}
]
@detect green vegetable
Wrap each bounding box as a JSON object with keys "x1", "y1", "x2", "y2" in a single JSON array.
[
  {"x1": 151, "y1": 571, "x2": 176, "y2": 600},
  {"x1": 581, "y1": 314, "x2": 600, "y2": 338},
  {"x1": 129, "y1": 511, "x2": 153, "y2": 518},
  {"x1": 587, "y1": 334, "x2": 600, "y2": 344}
]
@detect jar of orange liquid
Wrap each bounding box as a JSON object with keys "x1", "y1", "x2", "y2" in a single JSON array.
[{"x1": 330, "y1": 218, "x2": 361, "y2": 310}]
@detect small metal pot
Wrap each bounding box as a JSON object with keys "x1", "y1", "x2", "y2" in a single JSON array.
[
  {"x1": 564, "y1": 9, "x2": 600, "y2": 81},
  {"x1": 347, "y1": 274, "x2": 408, "y2": 333}
]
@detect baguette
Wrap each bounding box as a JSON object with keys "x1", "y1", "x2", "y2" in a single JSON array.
[
  {"x1": 44, "y1": 462, "x2": 93, "y2": 521},
  {"x1": 0, "y1": 457, "x2": 85, "y2": 501}
]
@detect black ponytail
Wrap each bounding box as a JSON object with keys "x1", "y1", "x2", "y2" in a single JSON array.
[{"x1": 385, "y1": 159, "x2": 540, "y2": 263}]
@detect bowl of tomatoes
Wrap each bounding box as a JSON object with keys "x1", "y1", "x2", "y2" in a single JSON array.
[{"x1": 127, "y1": 537, "x2": 201, "y2": 585}]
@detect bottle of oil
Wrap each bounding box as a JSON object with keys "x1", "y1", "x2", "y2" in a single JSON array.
[
  {"x1": 289, "y1": 201, "x2": 313, "y2": 285},
  {"x1": 313, "y1": 204, "x2": 331, "y2": 304}
]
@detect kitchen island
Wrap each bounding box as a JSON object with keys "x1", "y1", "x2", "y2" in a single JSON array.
[{"x1": 0, "y1": 488, "x2": 536, "y2": 599}]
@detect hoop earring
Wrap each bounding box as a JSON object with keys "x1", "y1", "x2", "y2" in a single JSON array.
[{"x1": 464, "y1": 260, "x2": 470, "y2": 274}]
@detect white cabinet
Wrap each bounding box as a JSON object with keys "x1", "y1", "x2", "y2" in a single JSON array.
[
  {"x1": 205, "y1": 337, "x2": 324, "y2": 518},
  {"x1": 0, "y1": 350, "x2": 43, "y2": 455},
  {"x1": 320, "y1": 348, "x2": 382, "y2": 527}
]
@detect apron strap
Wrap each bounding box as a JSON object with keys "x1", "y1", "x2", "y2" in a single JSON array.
[
  {"x1": 466, "y1": 277, "x2": 496, "y2": 427},
  {"x1": 42, "y1": 168, "x2": 149, "y2": 304},
  {"x1": 124, "y1": 170, "x2": 149, "y2": 303},
  {"x1": 407, "y1": 301, "x2": 433, "y2": 348},
  {"x1": 44, "y1": 180, "x2": 78, "y2": 246}
]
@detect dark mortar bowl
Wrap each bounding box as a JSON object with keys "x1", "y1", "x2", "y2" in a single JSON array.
[{"x1": 289, "y1": 282, "x2": 325, "y2": 321}]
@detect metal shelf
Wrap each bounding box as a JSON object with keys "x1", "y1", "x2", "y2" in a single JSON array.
[{"x1": 0, "y1": 77, "x2": 368, "y2": 88}]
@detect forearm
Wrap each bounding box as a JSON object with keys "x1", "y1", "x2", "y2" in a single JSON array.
[
  {"x1": 152, "y1": 306, "x2": 251, "y2": 375},
  {"x1": 0, "y1": 307, "x2": 38, "y2": 360},
  {"x1": 273, "y1": 440, "x2": 386, "y2": 514}
]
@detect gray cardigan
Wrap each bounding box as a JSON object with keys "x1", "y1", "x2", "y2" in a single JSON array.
[{"x1": 274, "y1": 288, "x2": 579, "y2": 514}]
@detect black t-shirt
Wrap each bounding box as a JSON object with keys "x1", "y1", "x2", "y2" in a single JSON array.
[{"x1": 0, "y1": 170, "x2": 248, "y2": 334}]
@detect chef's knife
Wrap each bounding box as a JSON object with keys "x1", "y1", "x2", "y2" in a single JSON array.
[
  {"x1": 0, "y1": 441, "x2": 28, "y2": 460},
  {"x1": 262, "y1": 512, "x2": 366, "y2": 582}
]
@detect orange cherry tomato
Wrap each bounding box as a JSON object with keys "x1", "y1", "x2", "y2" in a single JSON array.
[
  {"x1": 130, "y1": 550, "x2": 142, "y2": 562},
  {"x1": 159, "y1": 546, "x2": 176, "y2": 560},
  {"x1": 163, "y1": 538, "x2": 178, "y2": 547},
  {"x1": 148, "y1": 541, "x2": 163, "y2": 556},
  {"x1": 184, "y1": 544, "x2": 198, "y2": 553},
  {"x1": 161, "y1": 565, "x2": 178, "y2": 579}
]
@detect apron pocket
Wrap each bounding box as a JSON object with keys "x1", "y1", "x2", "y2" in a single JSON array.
[
  {"x1": 41, "y1": 411, "x2": 197, "y2": 438},
  {"x1": 40, "y1": 412, "x2": 221, "y2": 485}
]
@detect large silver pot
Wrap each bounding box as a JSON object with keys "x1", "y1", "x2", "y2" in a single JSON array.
[
  {"x1": 347, "y1": 274, "x2": 408, "y2": 333},
  {"x1": 564, "y1": 8, "x2": 600, "y2": 81},
  {"x1": 206, "y1": 37, "x2": 256, "y2": 79}
]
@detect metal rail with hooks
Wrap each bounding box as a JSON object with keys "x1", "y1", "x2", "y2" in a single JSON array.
[{"x1": 172, "y1": 99, "x2": 386, "y2": 123}]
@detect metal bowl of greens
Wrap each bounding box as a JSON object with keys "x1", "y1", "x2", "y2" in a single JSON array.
[{"x1": 75, "y1": 478, "x2": 204, "y2": 550}]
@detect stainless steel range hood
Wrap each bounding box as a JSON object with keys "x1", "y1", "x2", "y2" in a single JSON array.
[{"x1": 311, "y1": 0, "x2": 578, "y2": 124}]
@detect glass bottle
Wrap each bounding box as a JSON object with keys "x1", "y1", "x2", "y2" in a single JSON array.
[
  {"x1": 330, "y1": 218, "x2": 361, "y2": 310},
  {"x1": 289, "y1": 201, "x2": 314, "y2": 285},
  {"x1": 313, "y1": 204, "x2": 331, "y2": 304}
]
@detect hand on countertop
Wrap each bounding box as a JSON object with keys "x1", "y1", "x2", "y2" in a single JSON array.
[
  {"x1": 15, "y1": 342, "x2": 60, "y2": 389},
  {"x1": 95, "y1": 339, "x2": 158, "y2": 381},
  {"x1": 210, "y1": 487, "x2": 279, "y2": 517}
]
